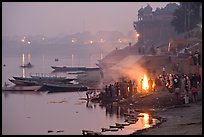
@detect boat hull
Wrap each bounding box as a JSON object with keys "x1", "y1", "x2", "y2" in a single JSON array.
[
  {"x1": 42, "y1": 84, "x2": 88, "y2": 93},
  {"x1": 51, "y1": 66, "x2": 100, "y2": 72},
  {"x1": 2, "y1": 86, "x2": 42, "y2": 91}
]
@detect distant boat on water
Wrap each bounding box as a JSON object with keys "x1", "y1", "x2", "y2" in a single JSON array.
[
  {"x1": 20, "y1": 62, "x2": 33, "y2": 68},
  {"x1": 51, "y1": 66, "x2": 100, "y2": 72}
]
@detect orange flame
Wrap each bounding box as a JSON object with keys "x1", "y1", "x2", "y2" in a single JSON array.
[{"x1": 142, "y1": 74, "x2": 149, "y2": 91}]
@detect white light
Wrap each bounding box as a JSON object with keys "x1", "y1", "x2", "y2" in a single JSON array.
[
  {"x1": 28, "y1": 41, "x2": 31, "y2": 44},
  {"x1": 118, "y1": 39, "x2": 122, "y2": 43},
  {"x1": 21, "y1": 39, "x2": 25, "y2": 42}
]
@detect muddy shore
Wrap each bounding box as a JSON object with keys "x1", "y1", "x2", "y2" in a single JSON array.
[{"x1": 129, "y1": 90, "x2": 202, "y2": 135}]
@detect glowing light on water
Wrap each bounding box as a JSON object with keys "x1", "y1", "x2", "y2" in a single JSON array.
[
  {"x1": 22, "y1": 53, "x2": 25, "y2": 66},
  {"x1": 22, "y1": 68, "x2": 25, "y2": 78},
  {"x1": 28, "y1": 53, "x2": 31, "y2": 63},
  {"x1": 143, "y1": 113, "x2": 150, "y2": 128}
]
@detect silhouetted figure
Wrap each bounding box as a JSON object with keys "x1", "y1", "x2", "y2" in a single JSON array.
[{"x1": 148, "y1": 78, "x2": 153, "y2": 92}]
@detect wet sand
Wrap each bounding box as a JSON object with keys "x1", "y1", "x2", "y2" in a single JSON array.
[{"x1": 131, "y1": 90, "x2": 202, "y2": 135}]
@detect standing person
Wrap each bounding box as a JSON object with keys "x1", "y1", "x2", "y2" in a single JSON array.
[
  {"x1": 105, "y1": 85, "x2": 109, "y2": 97},
  {"x1": 193, "y1": 52, "x2": 197, "y2": 66},
  {"x1": 197, "y1": 51, "x2": 201, "y2": 66},
  {"x1": 129, "y1": 80, "x2": 133, "y2": 97},
  {"x1": 173, "y1": 75, "x2": 180, "y2": 101},
  {"x1": 180, "y1": 75, "x2": 186, "y2": 99},
  {"x1": 110, "y1": 84, "x2": 115, "y2": 97},
  {"x1": 184, "y1": 76, "x2": 191, "y2": 104},
  {"x1": 109, "y1": 84, "x2": 112, "y2": 97},
  {"x1": 140, "y1": 79, "x2": 143, "y2": 92},
  {"x1": 119, "y1": 80, "x2": 124, "y2": 97},
  {"x1": 148, "y1": 78, "x2": 153, "y2": 92},
  {"x1": 185, "y1": 76, "x2": 191, "y2": 96},
  {"x1": 162, "y1": 66, "x2": 166, "y2": 75},
  {"x1": 190, "y1": 74, "x2": 199, "y2": 102},
  {"x1": 132, "y1": 80, "x2": 137, "y2": 95},
  {"x1": 154, "y1": 76, "x2": 161, "y2": 92},
  {"x1": 194, "y1": 51, "x2": 199, "y2": 66},
  {"x1": 191, "y1": 86, "x2": 199, "y2": 102},
  {"x1": 124, "y1": 81, "x2": 128, "y2": 98},
  {"x1": 116, "y1": 82, "x2": 120, "y2": 96}
]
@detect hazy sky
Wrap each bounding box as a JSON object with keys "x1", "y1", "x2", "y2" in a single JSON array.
[{"x1": 3, "y1": 2, "x2": 173, "y2": 37}]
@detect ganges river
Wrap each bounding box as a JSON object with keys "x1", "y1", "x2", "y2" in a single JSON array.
[{"x1": 2, "y1": 53, "x2": 157, "y2": 135}]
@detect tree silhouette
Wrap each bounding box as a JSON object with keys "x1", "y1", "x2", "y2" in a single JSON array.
[{"x1": 171, "y1": 2, "x2": 202, "y2": 34}]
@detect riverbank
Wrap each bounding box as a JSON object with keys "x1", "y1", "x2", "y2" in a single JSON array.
[{"x1": 130, "y1": 91, "x2": 202, "y2": 135}]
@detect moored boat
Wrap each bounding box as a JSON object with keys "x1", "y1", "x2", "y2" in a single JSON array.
[
  {"x1": 12, "y1": 76, "x2": 75, "y2": 83},
  {"x1": 51, "y1": 66, "x2": 100, "y2": 72},
  {"x1": 9, "y1": 79, "x2": 39, "y2": 86},
  {"x1": 51, "y1": 66, "x2": 86, "y2": 72},
  {"x1": 42, "y1": 83, "x2": 88, "y2": 93},
  {"x1": 2, "y1": 85, "x2": 42, "y2": 91}
]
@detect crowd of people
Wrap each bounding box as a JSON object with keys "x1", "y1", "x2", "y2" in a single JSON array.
[
  {"x1": 189, "y1": 50, "x2": 201, "y2": 66},
  {"x1": 104, "y1": 79, "x2": 137, "y2": 99},
  {"x1": 102, "y1": 71, "x2": 201, "y2": 104},
  {"x1": 155, "y1": 73, "x2": 201, "y2": 103}
]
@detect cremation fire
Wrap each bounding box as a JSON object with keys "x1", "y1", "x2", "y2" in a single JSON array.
[
  {"x1": 142, "y1": 74, "x2": 149, "y2": 91},
  {"x1": 140, "y1": 74, "x2": 155, "y2": 92}
]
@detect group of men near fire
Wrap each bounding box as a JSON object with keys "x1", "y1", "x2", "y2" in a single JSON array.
[{"x1": 104, "y1": 72, "x2": 201, "y2": 104}]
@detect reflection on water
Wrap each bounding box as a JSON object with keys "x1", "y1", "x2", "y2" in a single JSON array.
[
  {"x1": 143, "y1": 113, "x2": 150, "y2": 128},
  {"x1": 98, "y1": 102, "x2": 158, "y2": 135},
  {"x1": 2, "y1": 55, "x2": 158, "y2": 135},
  {"x1": 2, "y1": 90, "x2": 158, "y2": 135}
]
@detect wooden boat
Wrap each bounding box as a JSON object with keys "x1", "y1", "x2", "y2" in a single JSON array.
[
  {"x1": 9, "y1": 78, "x2": 73, "y2": 87},
  {"x1": 13, "y1": 76, "x2": 75, "y2": 83},
  {"x1": 51, "y1": 66, "x2": 100, "y2": 72},
  {"x1": 51, "y1": 66, "x2": 86, "y2": 72},
  {"x1": 42, "y1": 83, "x2": 88, "y2": 92},
  {"x1": 2, "y1": 85, "x2": 42, "y2": 91},
  {"x1": 9, "y1": 79, "x2": 37, "y2": 86}
]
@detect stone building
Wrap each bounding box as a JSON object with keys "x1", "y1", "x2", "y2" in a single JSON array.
[{"x1": 133, "y1": 3, "x2": 179, "y2": 46}]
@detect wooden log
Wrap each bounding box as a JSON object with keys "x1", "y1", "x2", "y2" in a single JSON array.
[
  {"x1": 82, "y1": 130, "x2": 102, "y2": 135},
  {"x1": 109, "y1": 125, "x2": 124, "y2": 129},
  {"x1": 101, "y1": 128, "x2": 118, "y2": 132},
  {"x1": 115, "y1": 122, "x2": 130, "y2": 126}
]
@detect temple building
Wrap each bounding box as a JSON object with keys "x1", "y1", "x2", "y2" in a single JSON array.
[{"x1": 133, "y1": 3, "x2": 179, "y2": 46}]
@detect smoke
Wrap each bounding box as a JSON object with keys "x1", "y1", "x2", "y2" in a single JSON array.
[{"x1": 103, "y1": 55, "x2": 148, "y2": 83}]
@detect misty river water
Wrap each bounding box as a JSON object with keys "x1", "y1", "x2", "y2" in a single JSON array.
[{"x1": 2, "y1": 53, "x2": 157, "y2": 135}]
